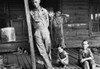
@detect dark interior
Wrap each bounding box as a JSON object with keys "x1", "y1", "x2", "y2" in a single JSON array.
[{"x1": 29, "y1": 0, "x2": 60, "y2": 12}]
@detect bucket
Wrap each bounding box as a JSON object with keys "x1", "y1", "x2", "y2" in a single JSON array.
[{"x1": 1, "y1": 27, "x2": 16, "y2": 42}]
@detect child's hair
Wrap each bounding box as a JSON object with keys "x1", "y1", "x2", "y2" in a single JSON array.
[
  {"x1": 58, "y1": 46, "x2": 63, "y2": 49},
  {"x1": 82, "y1": 40, "x2": 88, "y2": 45}
]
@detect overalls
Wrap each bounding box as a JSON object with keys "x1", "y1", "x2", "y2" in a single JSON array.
[{"x1": 31, "y1": 8, "x2": 52, "y2": 69}]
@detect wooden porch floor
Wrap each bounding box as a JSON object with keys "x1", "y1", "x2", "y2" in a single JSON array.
[
  {"x1": 2, "y1": 53, "x2": 32, "y2": 69},
  {"x1": 1, "y1": 48, "x2": 100, "y2": 69},
  {"x1": 52, "y1": 48, "x2": 100, "y2": 69},
  {"x1": 52, "y1": 48, "x2": 82, "y2": 69}
]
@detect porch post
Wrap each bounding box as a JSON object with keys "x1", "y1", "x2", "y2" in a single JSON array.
[{"x1": 24, "y1": 0, "x2": 36, "y2": 69}]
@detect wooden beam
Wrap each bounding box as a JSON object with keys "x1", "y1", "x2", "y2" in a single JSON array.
[
  {"x1": 88, "y1": 0, "x2": 92, "y2": 36},
  {"x1": 24, "y1": 0, "x2": 36, "y2": 69}
]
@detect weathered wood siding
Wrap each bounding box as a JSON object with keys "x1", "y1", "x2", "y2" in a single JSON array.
[
  {"x1": 0, "y1": 0, "x2": 29, "y2": 52},
  {"x1": 60, "y1": 0, "x2": 100, "y2": 48},
  {"x1": 61, "y1": 0, "x2": 89, "y2": 23},
  {"x1": 60, "y1": 0, "x2": 91, "y2": 47},
  {"x1": 0, "y1": 0, "x2": 28, "y2": 41},
  {"x1": 8, "y1": 0, "x2": 28, "y2": 40},
  {"x1": 61, "y1": 0, "x2": 89, "y2": 36}
]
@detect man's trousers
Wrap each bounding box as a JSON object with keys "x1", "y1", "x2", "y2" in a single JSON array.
[{"x1": 34, "y1": 28, "x2": 52, "y2": 69}]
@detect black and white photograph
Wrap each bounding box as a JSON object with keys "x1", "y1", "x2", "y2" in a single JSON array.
[{"x1": 0, "y1": 0, "x2": 100, "y2": 69}]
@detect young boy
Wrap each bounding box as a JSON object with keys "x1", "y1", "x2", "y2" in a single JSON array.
[
  {"x1": 57, "y1": 46, "x2": 69, "y2": 67},
  {"x1": 79, "y1": 40, "x2": 95, "y2": 69}
]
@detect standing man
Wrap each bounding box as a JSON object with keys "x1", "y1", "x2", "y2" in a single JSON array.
[{"x1": 30, "y1": 0, "x2": 53, "y2": 69}]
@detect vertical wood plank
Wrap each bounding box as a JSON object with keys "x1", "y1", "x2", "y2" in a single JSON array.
[
  {"x1": 23, "y1": 54, "x2": 32, "y2": 67},
  {"x1": 24, "y1": 0, "x2": 36, "y2": 69},
  {"x1": 88, "y1": 0, "x2": 92, "y2": 36},
  {"x1": 17, "y1": 54, "x2": 27, "y2": 69},
  {"x1": 21, "y1": 54, "x2": 31, "y2": 69}
]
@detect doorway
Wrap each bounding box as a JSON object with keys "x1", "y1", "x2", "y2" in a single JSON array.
[
  {"x1": 90, "y1": 0, "x2": 100, "y2": 35},
  {"x1": 41, "y1": 0, "x2": 60, "y2": 12},
  {"x1": 29, "y1": 0, "x2": 60, "y2": 12}
]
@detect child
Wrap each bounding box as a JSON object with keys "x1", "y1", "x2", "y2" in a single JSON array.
[
  {"x1": 57, "y1": 46, "x2": 69, "y2": 67},
  {"x1": 79, "y1": 40, "x2": 95, "y2": 69},
  {"x1": 17, "y1": 47, "x2": 23, "y2": 54}
]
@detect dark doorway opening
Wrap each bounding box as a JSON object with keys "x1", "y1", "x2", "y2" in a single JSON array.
[
  {"x1": 40, "y1": 0, "x2": 60, "y2": 12},
  {"x1": 0, "y1": 16, "x2": 7, "y2": 40},
  {"x1": 29, "y1": 0, "x2": 60, "y2": 12},
  {"x1": 0, "y1": 0, "x2": 7, "y2": 29},
  {"x1": 0, "y1": 19, "x2": 7, "y2": 29}
]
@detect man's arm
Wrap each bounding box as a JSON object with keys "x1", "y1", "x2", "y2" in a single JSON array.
[
  {"x1": 42, "y1": 8, "x2": 49, "y2": 27},
  {"x1": 30, "y1": 10, "x2": 34, "y2": 19},
  {"x1": 45, "y1": 10, "x2": 49, "y2": 27}
]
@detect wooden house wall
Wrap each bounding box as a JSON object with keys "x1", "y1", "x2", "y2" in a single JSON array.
[
  {"x1": 59, "y1": 0, "x2": 89, "y2": 40},
  {"x1": 0, "y1": 0, "x2": 28, "y2": 41},
  {"x1": 0, "y1": 0, "x2": 29, "y2": 52},
  {"x1": 8, "y1": 0, "x2": 28, "y2": 40},
  {"x1": 61, "y1": 0, "x2": 89, "y2": 37},
  {"x1": 59, "y1": 0, "x2": 91, "y2": 47},
  {"x1": 60, "y1": 0, "x2": 100, "y2": 48},
  {"x1": 0, "y1": 0, "x2": 100, "y2": 50}
]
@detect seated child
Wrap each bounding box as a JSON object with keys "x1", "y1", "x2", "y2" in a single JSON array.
[
  {"x1": 57, "y1": 46, "x2": 69, "y2": 67},
  {"x1": 79, "y1": 40, "x2": 95, "y2": 69}
]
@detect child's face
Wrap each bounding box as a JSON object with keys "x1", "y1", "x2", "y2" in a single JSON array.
[
  {"x1": 56, "y1": 11, "x2": 61, "y2": 17},
  {"x1": 82, "y1": 41, "x2": 89, "y2": 49},
  {"x1": 58, "y1": 47, "x2": 63, "y2": 52}
]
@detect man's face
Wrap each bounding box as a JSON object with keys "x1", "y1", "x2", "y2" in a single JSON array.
[{"x1": 33, "y1": 0, "x2": 40, "y2": 8}]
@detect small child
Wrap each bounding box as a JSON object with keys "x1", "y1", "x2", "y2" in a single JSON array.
[
  {"x1": 79, "y1": 40, "x2": 95, "y2": 69},
  {"x1": 57, "y1": 46, "x2": 69, "y2": 67},
  {"x1": 17, "y1": 47, "x2": 23, "y2": 54}
]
